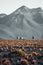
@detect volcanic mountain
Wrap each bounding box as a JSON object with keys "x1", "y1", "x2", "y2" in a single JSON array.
[{"x1": 0, "y1": 6, "x2": 43, "y2": 40}]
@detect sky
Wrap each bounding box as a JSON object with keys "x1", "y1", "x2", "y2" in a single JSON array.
[{"x1": 0, "y1": 0, "x2": 43, "y2": 14}]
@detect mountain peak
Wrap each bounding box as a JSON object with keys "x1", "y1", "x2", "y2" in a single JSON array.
[
  {"x1": 19, "y1": 5, "x2": 29, "y2": 9},
  {"x1": 36, "y1": 7, "x2": 42, "y2": 11},
  {"x1": 0, "y1": 13, "x2": 7, "y2": 18},
  {"x1": 32, "y1": 7, "x2": 42, "y2": 12},
  {"x1": 20, "y1": 5, "x2": 29, "y2": 8},
  {"x1": 20, "y1": 5, "x2": 26, "y2": 8},
  {"x1": 17, "y1": 5, "x2": 30, "y2": 13}
]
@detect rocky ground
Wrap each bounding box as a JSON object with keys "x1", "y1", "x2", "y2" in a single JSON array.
[{"x1": 0, "y1": 40, "x2": 43, "y2": 65}]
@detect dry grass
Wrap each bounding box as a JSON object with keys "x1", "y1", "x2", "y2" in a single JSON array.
[{"x1": 0, "y1": 40, "x2": 43, "y2": 46}]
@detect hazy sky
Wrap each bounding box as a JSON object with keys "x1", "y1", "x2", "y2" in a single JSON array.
[{"x1": 0, "y1": 0, "x2": 43, "y2": 14}]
